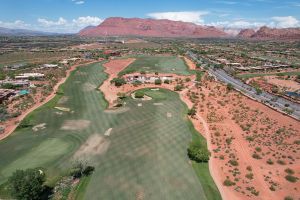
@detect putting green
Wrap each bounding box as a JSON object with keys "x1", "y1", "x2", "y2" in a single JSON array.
[{"x1": 0, "y1": 62, "x2": 220, "y2": 200}]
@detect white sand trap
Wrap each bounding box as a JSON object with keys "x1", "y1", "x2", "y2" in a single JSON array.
[
  {"x1": 58, "y1": 96, "x2": 68, "y2": 104},
  {"x1": 55, "y1": 107, "x2": 71, "y2": 112},
  {"x1": 61, "y1": 120, "x2": 91, "y2": 131},
  {"x1": 32, "y1": 123, "x2": 46, "y2": 132},
  {"x1": 138, "y1": 103, "x2": 142, "y2": 107},
  {"x1": 167, "y1": 112, "x2": 172, "y2": 118},
  {"x1": 104, "y1": 107, "x2": 130, "y2": 114},
  {"x1": 55, "y1": 111, "x2": 63, "y2": 115},
  {"x1": 104, "y1": 128, "x2": 113, "y2": 136},
  {"x1": 151, "y1": 88, "x2": 160, "y2": 91},
  {"x1": 73, "y1": 134, "x2": 110, "y2": 160},
  {"x1": 153, "y1": 103, "x2": 164, "y2": 106},
  {"x1": 82, "y1": 83, "x2": 96, "y2": 91}
]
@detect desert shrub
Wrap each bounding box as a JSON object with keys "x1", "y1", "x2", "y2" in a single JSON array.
[
  {"x1": 285, "y1": 168, "x2": 295, "y2": 175},
  {"x1": 277, "y1": 159, "x2": 286, "y2": 165},
  {"x1": 174, "y1": 84, "x2": 184, "y2": 91},
  {"x1": 284, "y1": 196, "x2": 293, "y2": 200},
  {"x1": 223, "y1": 179, "x2": 236, "y2": 186},
  {"x1": 285, "y1": 175, "x2": 298, "y2": 183},
  {"x1": 246, "y1": 136, "x2": 254, "y2": 142},
  {"x1": 134, "y1": 91, "x2": 144, "y2": 98},
  {"x1": 266, "y1": 159, "x2": 274, "y2": 165},
  {"x1": 246, "y1": 166, "x2": 252, "y2": 171},
  {"x1": 185, "y1": 77, "x2": 191, "y2": 82},
  {"x1": 245, "y1": 173, "x2": 254, "y2": 180},
  {"x1": 255, "y1": 147, "x2": 262, "y2": 152},
  {"x1": 229, "y1": 159, "x2": 239, "y2": 166},
  {"x1": 252, "y1": 153, "x2": 262, "y2": 159}
]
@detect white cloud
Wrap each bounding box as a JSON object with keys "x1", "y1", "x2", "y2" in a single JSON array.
[
  {"x1": 35, "y1": 16, "x2": 103, "y2": 33},
  {"x1": 72, "y1": 0, "x2": 85, "y2": 5},
  {"x1": 75, "y1": 1, "x2": 85, "y2": 4},
  {"x1": 147, "y1": 11, "x2": 209, "y2": 25},
  {"x1": 208, "y1": 20, "x2": 265, "y2": 29},
  {"x1": 0, "y1": 20, "x2": 31, "y2": 29},
  {"x1": 72, "y1": 16, "x2": 102, "y2": 27},
  {"x1": 38, "y1": 17, "x2": 67, "y2": 27},
  {"x1": 270, "y1": 16, "x2": 299, "y2": 28}
]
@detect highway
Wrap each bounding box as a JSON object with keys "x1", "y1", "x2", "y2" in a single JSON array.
[{"x1": 187, "y1": 51, "x2": 300, "y2": 120}]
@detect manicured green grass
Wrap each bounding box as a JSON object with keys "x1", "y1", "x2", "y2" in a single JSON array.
[
  {"x1": 119, "y1": 55, "x2": 192, "y2": 76},
  {"x1": 0, "y1": 62, "x2": 220, "y2": 200},
  {"x1": 237, "y1": 71, "x2": 300, "y2": 79}
]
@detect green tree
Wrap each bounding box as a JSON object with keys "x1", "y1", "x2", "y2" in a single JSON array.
[
  {"x1": 187, "y1": 106, "x2": 196, "y2": 116},
  {"x1": 187, "y1": 141, "x2": 210, "y2": 162},
  {"x1": 227, "y1": 83, "x2": 234, "y2": 91},
  {"x1": 110, "y1": 78, "x2": 126, "y2": 87},
  {"x1": 154, "y1": 79, "x2": 162, "y2": 85},
  {"x1": 9, "y1": 168, "x2": 45, "y2": 200},
  {"x1": 135, "y1": 91, "x2": 144, "y2": 98}
]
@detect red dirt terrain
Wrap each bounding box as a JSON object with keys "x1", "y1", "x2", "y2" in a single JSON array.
[
  {"x1": 79, "y1": 17, "x2": 228, "y2": 38},
  {"x1": 238, "y1": 26, "x2": 300, "y2": 40}
]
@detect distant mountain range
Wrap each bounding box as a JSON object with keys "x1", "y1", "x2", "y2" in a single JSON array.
[
  {"x1": 0, "y1": 27, "x2": 61, "y2": 36},
  {"x1": 78, "y1": 17, "x2": 228, "y2": 38},
  {"x1": 237, "y1": 26, "x2": 300, "y2": 40}
]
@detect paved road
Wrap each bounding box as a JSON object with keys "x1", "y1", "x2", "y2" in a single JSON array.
[{"x1": 187, "y1": 51, "x2": 300, "y2": 120}]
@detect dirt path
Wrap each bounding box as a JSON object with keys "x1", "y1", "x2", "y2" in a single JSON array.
[{"x1": 0, "y1": 60, "x2": 100, "y2": 141}]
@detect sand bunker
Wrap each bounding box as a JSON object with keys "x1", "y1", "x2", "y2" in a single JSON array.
[
  {"x1": 167, "y1": 112, "x2": 172, "y2": 118},
  {"x1": 104, "y1": 128, "x2": 113, "y2": 136},
  {"x1": 57, "y1": 96, "x2": 69, "y2": 104},
  {"x1": 32, "y1": 123, "x2": 46, "y2": 132},
  {"x1": 55, "y1": 111, "x2": 63, "y2": 115},
  {"x1": 73, "y1": 134, "x2": 110, "y2": 160},
  {"x1": 82, "y1": 83, "x2": 96, "y2": 91},
  {"x1": 104, "y1": 107, "x2": 130, "y2": 114},
  {"x1": 151, "y1": 88, "x2": 160, "y2": 91},
  {"x1": 138, "y1": 103, "x2": 142, "y2": 107},
  {"x1": 55, "y1": 107, "x2": 71, "y2": 112},
  {"x1": 153, "y1": 103, "x2": 164, "y2": 106},
  {"x1": 61, "y1": 120, "x2": 91, "y2": 131}
]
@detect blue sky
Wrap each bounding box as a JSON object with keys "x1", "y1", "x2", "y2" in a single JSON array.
[{"x1": 0, "y1": 0, "x2": 299, "y2": 33}]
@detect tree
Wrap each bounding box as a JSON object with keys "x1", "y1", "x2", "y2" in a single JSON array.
[
  {"x1": 174, "y1": 84, "x2": 184, "y2": 91},
  {"x1": 9, "y1": 168, "x2": 45, "y2": 200},
  {"x1": 187, "y1": 141, "x2": 210, "y2": 162},
  {"x1": 227, "y1": 83, "x2": 234, "y2": 91},
  {"x1": 187, "y1": 106, "x2": 196, "y2": 116},
  {"x1": 110, "y1": 78, "x2": 126, "y2": 87},
  {"x1": 255, "y1": 87, "x2": 262, "y2": 95},
  {"x1": 154, "y1": 79, "x2": 162, "y2": 85},
  {"x1": 135, "y1": 91, "x2": 144, "y2": 98}
]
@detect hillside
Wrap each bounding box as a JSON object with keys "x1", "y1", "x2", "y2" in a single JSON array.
[
  {"x1": 78, "y1": 17, "x2": 228, "y2": 38},
  {"x1": 237, "y1": 26, "x2": 300, "y2": 40}
]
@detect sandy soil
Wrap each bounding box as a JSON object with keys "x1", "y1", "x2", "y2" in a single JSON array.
[
  {"x1": 183, "y1": 56, "x2": 197, "y2": 70},
  {"x1": 100, "y1": 58, "x2": 300, "y2": 200},
  {"x1": 184, "y1": 75, "x2": 300, "y2": 200},
  {"x1": 263, "y1": 76, "x2": 300, "y2": 91},
  {"x1": 0, "y1": 60, "x2": 99, "y2": 141}
]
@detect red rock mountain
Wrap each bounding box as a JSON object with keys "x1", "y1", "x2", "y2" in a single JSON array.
[
  {"x1": 79, "y1": 17, "x2": 228, "y2": 38},
  {"x1": 238, "y1": 26, "x2": 300, "y2": 40},
  {"x1": 237, "y1": 28, "x2": 256, "y2": 38}
]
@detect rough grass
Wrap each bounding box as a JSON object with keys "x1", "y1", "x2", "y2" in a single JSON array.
[
  {"x1": 0, "y1": 62, "x2": 220, "y2": 200},
  {"x1": 119, "y1": 55, "x2": 192, "y2": 76}
]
